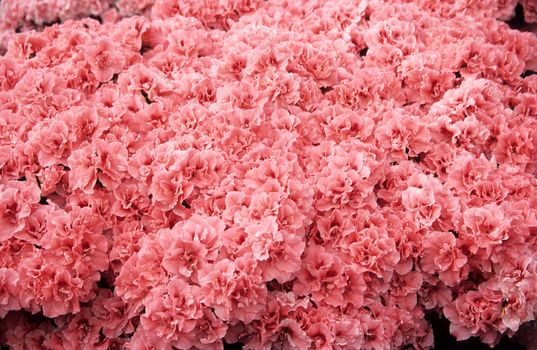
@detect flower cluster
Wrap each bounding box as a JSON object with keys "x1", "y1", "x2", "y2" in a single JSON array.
[
  {"x1": 1, "y1": 0, "x2": 537, "y2": 52},
  {"x1": 0, "y1": 0, "x2": 537, "y2": 349}
]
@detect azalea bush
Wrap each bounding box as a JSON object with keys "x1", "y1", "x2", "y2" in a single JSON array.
[{"x1": 0, "y1": 0, "x2": 537, "y2": 349}]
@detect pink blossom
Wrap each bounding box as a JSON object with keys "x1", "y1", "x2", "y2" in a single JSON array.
[
  {"x1": 359, "y1": 313, "x2": 390, "y2": 350},
  {"x1": 0, "y1": 181, "x2": 40, "y2": 241},
  {"x1": 273, "y1": 318, "x2": 312, "y2": 350},
  {"x1": 84, "y1": 39, "x2": 127, "y2": 83},
  {"x1": 342, "y1": 227, "x2": 400, "y2": 279},
  {"x1": 294, "y1": 245, "x2": 366, "y2": 307},
  {"x1": 314, "y1": 209, "x2": 354, "y2": 246},
  {"x1": 462, "y1": 204, "x2": 509, "y2": 253},
  {"x1": 115, "y1": 240, "x2": 166, "y2": 303},
  {"x1": 199, "y1": 255, "x2": 267, "y2": 324},
  {"x1": 66, "y1": 106, "x2": 108, "y2": 146},
  {"x1": 493, "y1": 125, "x2": 537, "y2": 170},
  {"x1": 158, "y1": 214, "x2": 224, "y2": 278},
  {"x1": 91, "y1": 289, "x2": 136, "y2": 338},
  {"x1": 445, "y1": 154, "x2": 495, "y2": 192},
  {"x1": 0, "y1": 268, "x2": 20, "y2": 317},
  {"x1": 37, "y1": 165, "x2": 67, "y2": 197},
  {"x1": 61, "y1": 308, "x2": 102, "y2": 350},
  {"x1": 470, "y1": 178, "x2": 508, "y2": 206},
  {"x1": 139, "y1": 277, "x2": 202, "y2": 348},
  {"x1": 444, "y1": 289, "x2": 503, "y2": 343},
  {"x1": 149, "y1": 153, "x2": 195, "y2": 211},
  {"x1": 308, "y1": 322, "x2": 335, "y2": 350},
  {"x1": 109, "y1": 218, "x2": 145, "y2": 269},
  {"x1": 401, "y1": 186, "x2": 442, "y2": 227},
  {"x1": 420, "y1": 231, "x2": 468, "y2": 286},
  {"x1": 192, "y1": 309, "x2": 228, "y2": 349},
  {"x1": 112, "y1": 179, "x2": 151, "y2": 216},
  {"x1": 68, "y1": 140, "x2": 128, "y2": 194},
  {"x1": 375, "y1": 113, "x2": 431, "y2": 160},
  {"x1": 245, "y1": 216, "x2": 305, "y2": 283},
  {"x1": 33, "y1": 119, "x2": 71, "y2": 167},
  {"x1": 19, "y1": 258, "x2": 84, "y2": 318},
  {"x1": 16, "y1": 205, "x2": 52, "y2": 244}
]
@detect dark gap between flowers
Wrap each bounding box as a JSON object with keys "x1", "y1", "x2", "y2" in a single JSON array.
[
  {"x1": 506, "y1": 3, "x2": 537, "y2": 34},
  {"x1": 507, "y1": 4, "x2": 526, "y2": 30},
  {"x1": 224, "y1": 341, "x2": 244, "y2": 349}
]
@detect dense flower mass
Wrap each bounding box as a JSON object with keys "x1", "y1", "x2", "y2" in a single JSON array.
[{"x1": 0, "y1": 0, "x2": 537, "y2": 349}]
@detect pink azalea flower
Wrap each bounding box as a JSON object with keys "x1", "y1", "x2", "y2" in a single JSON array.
[
  {"x1": 84, "y1": 39, "x2": 126, "y2": 83},
  {"x1": 420, "y1": 231, "x2": 468, "y2": 286},
  {"x1": 0, "y1": 268, "x2": 20, "y2": 317},
  {"x1": 401, "y1": 186, "x2": 442, "y2": 227},
  {"x1": 462, "y1": 205, "x2": 510, "y2": 251},
  {"x1": 68, "y1": 140, "x2": 128, "y2": 194},
  {"x1": 0, "y1": 181, "x2": 40, "y2": 241}
]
